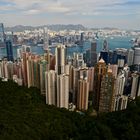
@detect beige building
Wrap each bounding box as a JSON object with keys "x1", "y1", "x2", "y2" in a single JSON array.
[
  {"x1": 130, "y1": 73, "x2": 139, "y2": 99},
  {"x1": 57, "y1": 74, "x2": 69, "y2": 109},
  {"x1": 45, "y1": 70, "x2": 56, "y2": 105},
  {"x1": 77, "y1": 78, "x2": 89, "y2": 110}
]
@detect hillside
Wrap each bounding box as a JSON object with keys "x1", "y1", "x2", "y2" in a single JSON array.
[
  {"x1": 5, "y1": 24, "x2": 86, "y2": 32},
  {"x1": 0, "y1": 79, "x2": 140, "y2": 140}
]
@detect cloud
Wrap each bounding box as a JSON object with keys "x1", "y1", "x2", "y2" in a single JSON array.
[
  {"x1": 0, "y1": 0, "x2": 123, "y2": 14},
  {"x1": 82, "y1": 12, "x2": 101, "y2": 16},
  {"x1": 0, "y1": 0, "x2": 140, "y2": 29},
  {"x1": 23, "y1": 9, "x2": 41, "y2": 15}
]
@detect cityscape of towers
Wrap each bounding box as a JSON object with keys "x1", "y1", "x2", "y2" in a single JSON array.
[
  {"x1": 0, "y1": 23, "x2": 13, "y2": 61},
  {"x1": 0, "y1": 23, "x2": 140, "y2": 113}
]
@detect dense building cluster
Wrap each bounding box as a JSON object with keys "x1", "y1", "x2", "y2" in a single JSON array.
[{"x1": 0, "y1": 23, "x2": 140, "y2": 113}]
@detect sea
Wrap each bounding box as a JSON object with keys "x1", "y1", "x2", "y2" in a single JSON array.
[{"x1": 0, "y1": 36, "x2": 133, "y2": 59}]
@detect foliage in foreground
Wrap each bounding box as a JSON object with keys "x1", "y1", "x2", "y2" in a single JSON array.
[{"x1": 0, "y1": 80, "x2": 140, "y2": 140}]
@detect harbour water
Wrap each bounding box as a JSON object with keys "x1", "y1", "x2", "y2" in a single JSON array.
[{"x1": 0, "y1": 36, "x2": 133, "y2": 59}]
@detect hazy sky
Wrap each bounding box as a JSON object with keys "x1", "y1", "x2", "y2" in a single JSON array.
[{"x1": 0, "y1": 0, "x2": 140, "y2": 29}]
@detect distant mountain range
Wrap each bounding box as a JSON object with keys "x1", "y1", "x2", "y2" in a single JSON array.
[
  {"x1": 5, "y1": 24, "x2": 86, "y2": 32},
  {"x1": 5, "y1": 25, "x2": 139, "y2": 32}
]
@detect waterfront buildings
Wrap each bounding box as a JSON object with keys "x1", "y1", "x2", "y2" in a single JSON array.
[
  {"x1": 127, "y1": 49, "x2": 134, "y2": 66},
  {"x1": 6, "y1": 40, "x2": 14, "y2": 61},
  {"x1": 0, "y1": 23, "x2": 5, "y2": 43},
  {"x1": 0, "y1": 23, "x2": 139, "y2": 113},
  {"x1": 133, "y1": 47, "x2": 140, "y2": 65}
]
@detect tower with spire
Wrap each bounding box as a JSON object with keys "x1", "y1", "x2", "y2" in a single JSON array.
[{"x1": 93, "y1": 58, "x2": 115, "y2": 112}]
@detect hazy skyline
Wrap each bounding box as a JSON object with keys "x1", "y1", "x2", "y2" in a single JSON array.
[{"x1": 0, "y1": 0, "x2": 140, "y2": 29}]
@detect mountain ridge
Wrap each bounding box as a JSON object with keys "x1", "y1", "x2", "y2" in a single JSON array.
[{"x1": 5, "y1": 24, "x2": 86, "y2": 32}]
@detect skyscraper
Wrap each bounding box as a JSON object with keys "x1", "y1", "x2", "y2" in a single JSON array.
[
  {"x1": 21, "y1": 52, "x2": 30, "y2": 86},
  {"x1": 77, "y1": 78, "x2": 89, "y2": 110},
  {"x1": 108, "y1": 64, "x2": 118, "y2": 78},
  {"x1": 6, "y1": 40, "x2": 14, "y2": 61},
  {"x1": 108, "y1": 50, "x2": 114, "y2": 64},
  {"x1": 7, "y1": 61, "x2": 14, "y2": 79},
  {"x1": 0, "y1": 59, "x2": 8, "y2": 79},
  {"x1": 103, "y1": 40, "x2": 108, "y2": 51},
  {"x1": 87, "y1": 67, "x2": 94, "y2": 92},
  {"x1": 133, "y1": 47, "x2": 140, "y2": 65},
  {"x1": 39, "y1": 59, "x2": 49, "y2": 95},
  {"x1": 26, "y1": 55, "x2": 33, "y2": 88},
  {"x1": 33, "y1": 57, "x2": 40, "y2": 88},
  {"x1": 123, "y1": 65, "x2": 130, "y2": 86},
  {"x1": 73, "y1": 53, "x2": 86, "y2": 68},
  {"x1": 114, "y1": 71, "x2": 125, "y2": 96},
  {"x1": 43, "y1": 27, "x2": 49, "y2": 51},
  {"x1": 130, "y1": 73, "x2": 140, "y2": 99},
  {"x1": 127, "y1": 49, "x2": 134, "y2": 66},
  {"x1": 0, "y1": 23, "x2": 5, "y2": 43},
  {"x1": 99, "y1": 69, "x2": 115, "y2": 112},
  {"x1": 100, "y1": 51, "x2": 109, "y2": 64},
  {"x1": 116, "y1": 48, "x2": 127, "y2": 67},
  {"x1": 26, "y1": 55, "x2": 40, "y2": 88},
  {"x1": 45, "y1": 70, "x2": 56, "y2": 105},
  {"x1": 57, "y1": 74, "x2": 69, "y2": 109},
  {"x1": 93, "y1": 58, "x2": 107, "y2": 110},
  {"x1": 55, "y1": 45, "x2": 66, "y2": 75},
  {"x1": 15, "y1": 61, "x2": 23, "y2": 85},
  {"x1": 90, "y1": 40, "x2": 97, "y2": 66},
  {"x1": 85, "y1": 49, "x2": 91, "y2": 66},
  {"x1": 80, "y1": 32, "x2": 84, "y2": 44}
]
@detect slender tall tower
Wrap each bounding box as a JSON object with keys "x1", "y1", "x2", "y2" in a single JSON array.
[
  {"x1": 57, "y1": 74, "x2": 69, "y2": 109},
  {"x1": 130, "y1": 73, "x2": 139, "y2": 99},
  {"x1": 43, "y1": 27, "x2": 49, "y2": 51},
  {"x1": 39, "y1": 59, "x2": 49, "y2": 95},
  {"x1": 88, "y1": 67, "x2": 94, "y2": 92},
  {"x1": 33, "y1": 57, "x2": 40, "y2": 88},
  {"x1": 26, "y1": 55, "x2": 33, "y2": 88},
  {"x1": 6, "y1": 40, "x2": 14, "y2": 61},
  {"x1": 55, "y1": 45, "x2": 66, "y2": 75},
  {"x1": 0, "y1": 23, "x2": 5, "y2": 42},
  {"x1": 45, "y1": 70, "x2": 56, "y2": 105},
  {"x1": 133, "y1": 47, "x2": 140, "y2": 65},
  {"x1": 93, "y1": 58, "x2": 107, "y2": 110},
  {"x1": 114, "y1": 71, "x2": 125, "y2": 96},
  {"x1": 99, "y1": 69, "x2": 115, "y2": 112},
  {"x1": 90, "y1": 40, "x2": 97, "y2": 66},
  {"x1": 77, "y1": 78, "x2": 89, "y2": 110},
  {"x1": 21, "y1": 52, "x2": 30, "y2": 86},
  {"x1": 103, "y1": 40, "x2": 108, "y2": 51},
  {"x1": 127, "y1": 49, "x2": 134, "y2": 66},
  {"x1": 7, "y1": 61, "x2": 14, "y2": 79},
  {"x1": 43, "y1": 27, "x2": 50, "y2": 67}
]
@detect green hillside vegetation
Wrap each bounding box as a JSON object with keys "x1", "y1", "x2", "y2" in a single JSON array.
[{"x1": 0, "y1": 79, "x2": 140, "y2": 140}]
